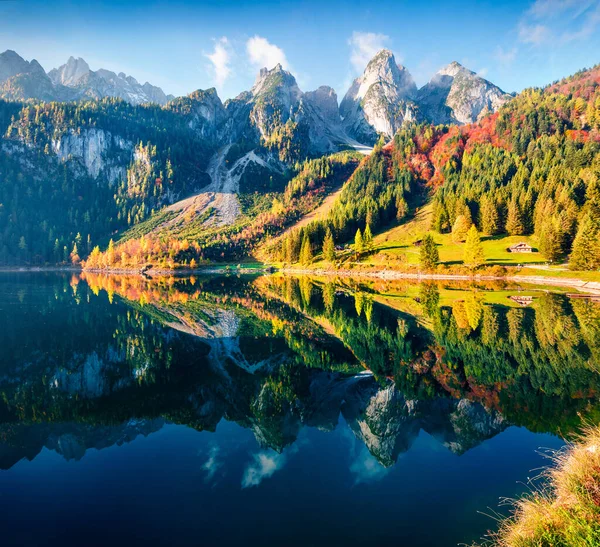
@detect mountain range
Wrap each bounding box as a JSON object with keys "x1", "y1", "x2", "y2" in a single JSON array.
[
  {"x1": 0, "y1": 50, "x2": 174, "y2": 105},
  {"x1": 0, "y1": 48, "x2": 512, "y2": 148}
]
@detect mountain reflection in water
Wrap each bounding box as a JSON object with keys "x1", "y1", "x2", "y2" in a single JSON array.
[{"x1": 0, "y1": 272, "x2": 599, "y2": 546}]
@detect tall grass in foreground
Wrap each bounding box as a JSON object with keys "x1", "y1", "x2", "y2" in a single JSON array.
[{"x1": 479, "y1": 425, "x2": 600, "y2": 547}]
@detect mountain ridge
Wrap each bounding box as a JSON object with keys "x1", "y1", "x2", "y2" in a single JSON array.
[
  {"x1": 0, "y1": 51, "x2": 174, "y2": 105},
  {"x1": 0, "y1": 48, "x2": 512, "y2": 145}
]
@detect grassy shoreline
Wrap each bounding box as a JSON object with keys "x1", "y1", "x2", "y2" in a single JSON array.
[
  {"x1": 3, "y1": 264, "x2": 600, "y2": 295},
  {"x1": 478, "y1": 425, "x2": 600, "y2": 547}
]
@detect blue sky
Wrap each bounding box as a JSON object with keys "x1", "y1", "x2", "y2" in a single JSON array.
[{"x1": 1, "y1": 0, "x2": 599, "y2": 100}]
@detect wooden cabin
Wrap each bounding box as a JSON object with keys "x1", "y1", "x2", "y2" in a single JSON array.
[
  {"x1": 508, "y1": 295, "x2": 534, "y2": 306},
  {"x1": 508, "y1": 242, "x2": 534, "y2": 253}
]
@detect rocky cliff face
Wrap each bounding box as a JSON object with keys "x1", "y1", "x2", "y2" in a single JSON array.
[
  {"x1": 304, "y1": 86, "x2": 341, "y2": 125},
  {"x1": 223, "y1": 64, "x2": 344, "y2": 156},
  {"x1": 168, "y1": 88, "x2": 228, "y2": 146},
  {"x1": 340, "y1": 50, "x2": 419, "y2": 144},
  {"x1": 51, "y1": 128, "x2": 133, "y2": 183},
  {"x1": 418, "y1": 61, "x2": 512, "y2": 124}
]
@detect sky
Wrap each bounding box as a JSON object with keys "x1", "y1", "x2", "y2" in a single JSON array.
[{"x1": 1, "y1": 0, "x2": 599, "y2": 100}]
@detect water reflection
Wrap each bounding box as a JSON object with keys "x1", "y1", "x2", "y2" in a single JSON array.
[{"x1": 0, "y1": 273, "x2": 599, "y2": 472}]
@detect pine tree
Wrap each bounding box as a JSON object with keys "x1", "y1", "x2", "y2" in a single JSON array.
[
  {"x1": 419, "y1": 233, "x2": 439, "y2": 270},
  {"x1": 300, "y1": 233, "x2": 313, "y2": 265},
  {"x1": 538, "y1": 220, "x2": 562, "y2": 262},
  {"x1": 452, "y1": 215, "x2": 471, "y2": 243},
  {"x1": 506, "y1": 198, "x2": 525, "y2": 235},
  {"x1": 463, "y1": 225, "x2": 485, "y2": 269},
  {"x1": 455, "y1": 201, "x2": 473, "y2": 226},
  {"x1": 70, "y1": 243, "x2": 80, "y2": 264},
  {"x1": 106, "y1": 239, "x2": 115, "y2": 266},
  {"x1": 322, "y1": 227, "x2": 335, "y2": 263},
  {"x1": 570, "y1": 214, "x2": 600, "y2": 271},
  {"x1": 363, "y1": 224, "x2": 373, "y2": 251},
  {"x1": 286, "y1": 230, "x2": 301, "y2": 263},
  {"x1": 480, "y1": 197, "x2": 500, "y2": 235},
  {"x1": 354, "y1": 228, "x2": 364, "y2": 254}
]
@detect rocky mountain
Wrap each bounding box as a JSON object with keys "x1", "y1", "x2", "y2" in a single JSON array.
[
  {"x1": 48, "y1": 56, "x2": 174, "y2": 105},
  {"x1": 417, "y1": 61, "x2": 512, "y2": 124},
  {"x1": 223, "y1": 63, "x2": 346, "y2": 156},
  {"x1": 0, "y1": 50, "x2": 57, "y2": 101},
  {"x1": 339, "y1": 50, "x2": 512, "y2": 144},
  {"x1": 1, "y1": 48, "x2": 513, "y2": 150},
  {"x1": 0, "y1": 51, "x2": 173, "y2": 105},
  {"x1": 168, "y1": 88, "x2": 228, "y2": 146},
  {"x1": 340, "y1": 49, "x2": 419, "y2": 144}
]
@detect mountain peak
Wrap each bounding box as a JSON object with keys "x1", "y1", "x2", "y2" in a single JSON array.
[
  {"x1": 1, "y1": 49, "x2": 24, "y2": 61},
  {"x1": 251, "y1": 63, "x2": 299, "y2": 98},
  {"x1": 367, "y1": 49, "x2": 394, "y2": 65},
  {"x1": 437, "y1": 61, "x2": 472, "y2": 78},
  {"x1": 340, "y1": 49, "x2": 418, "y2": 143},
  {"x1": 0, "y1": 50, "x2": 45, "y2": 84},
  {"x1": 418, "y1": 61, "x2": 510, "y2": 125},
  {"x1": 50, "y1": 56, "x2": 91, "y2": 86}
]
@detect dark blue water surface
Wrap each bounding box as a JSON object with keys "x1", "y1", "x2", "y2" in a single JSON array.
[{"x1": 1, "y1": 272, "x2": 597, "y2": 547}]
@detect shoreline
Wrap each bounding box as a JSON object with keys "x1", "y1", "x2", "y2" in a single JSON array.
[
  {"x1": 3, "y1": 265, "x2": 600, "y2": 294},
  {"x1": 279, "y1": 267, "x2": 600, "y2": 293}
]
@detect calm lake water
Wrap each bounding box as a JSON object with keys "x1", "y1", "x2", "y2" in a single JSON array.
[{"x1": 1, "y1": 272, "x2": 599, "y2": 547}]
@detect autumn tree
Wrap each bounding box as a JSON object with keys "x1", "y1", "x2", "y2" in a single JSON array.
[
  {"x1": 463, "y1": 225, "x2": 485, "y2": 269},
  {"x1": 480, "y1": 197, "x2": 500, "y2": 235},
  {"x1": 363, "y1": 224, "x2": 374, "y2": 252},
  {"x1": 70, "y1": 243, "x2": 80, "y2": 265},
  {"x1": 419, "y1": 233, "x2": 439, "y2": 270},
  {"x1": 300, "y1": 233, "x2": 313, "y2": 265},
  {"x1": 106, "y1": 239, "x2": 115, "y2": 267},
  {"x1": 354, "y1": 228, "x2": 364, "y2": 254},
  {"x1": 538, "y1": 220, "x2": 563, "y2": 262},
  {"x1": 452, "y1": 215, "x2": 471, "y2": 243},
  {"x1": 322, "y1": 227, "x2": 335, "y2": 263},
  {"x1": 506, "y1": 198, "x2": 525, "y2": 235},
  {"x1": 570, "y1": 214, "x2": 600, "y2": 270}
]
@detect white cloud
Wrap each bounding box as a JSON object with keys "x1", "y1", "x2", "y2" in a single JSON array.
[
  {"x1": 517, "y1": 0, "x2": 600, "y2": 46},
  {"x1": 561, "y1": 2, "x2": 600, "y2": 41},
  {"x1": 246, "y1": 35, "x2": 288, "y2": 70},
  {"x1": 494, "y1": 46, "x2": 518, "y2": 67},
  {"x1": 349, "y1": 446, "x2": 390, "y2": 485},
  {"x1": 204, "y1": 37, "x2": 232, "y2": 88},
  {"x1": 518, "y1": 23, "x2": 551, "y2": 45},
  {"x1": 201, "y1": 444, "x2": 223, "y2": 483},
  {"x1": 348, "y1": 31, "x2": 394, "y2": 72},
  {"x1": 528, "y1": 0, "x2": 595, "y2": 19},
  {"x1": 241, "y1": 449, "x2": 289, "y2": 488}
]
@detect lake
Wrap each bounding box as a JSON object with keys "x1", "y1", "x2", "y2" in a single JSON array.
[{"x1": 1, "y1": 272, "x2": 599, "y2": 546}]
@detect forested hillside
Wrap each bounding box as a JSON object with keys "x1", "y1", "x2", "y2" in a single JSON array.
[
  {"x1": 272, "y1": 65, "x2": 600, "y2": 270},
  {"x1": 84, "y1": 152, "x2": 360, "y2": 268},
  {"x1": 0, "y1": 97, "x2": 214, "y2": 264}
]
